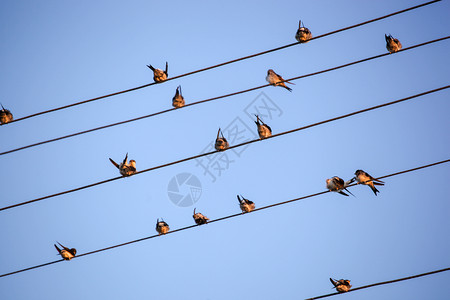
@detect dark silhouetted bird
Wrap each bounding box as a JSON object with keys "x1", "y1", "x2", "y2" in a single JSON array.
[
  {"x1": 237, "y1": 195, "x2": 255, "y2": 213},
  {"x1": 193, "y1": 208, "x2": 209, "y2": 225},
  {"x1": 156, "y1": 218, "x2": 170, "y2": 235},
  {"x1": 295, "y1": 20, "x2": 312, "y2": 43},
  {"x1": 172, "y1": 85, "x2": 185, "y2": 108},
  {"x1": 54, "y1": 242, "x2": 77, "y2": 261},
  {"x1": 147, "y1": 62, "x2": 168, "y2": 82},
  {"x1": 330, "y1": 278, "x2": 352, "y2": 293},
  {"x1": 215, "y1": 128, "x2": 229, "y2": 151},
  {"x1": 254, "y1": 115, "x2": 272, "y2": 139},
  {"x1": 266, "y1": 69, "x2": 294, "y2": 92},
  {"x1": 385, "y1": 34, "x2": 402, "y2": 53},
  {"x1": 109, "y1": 153, "x2": 137, "y2": 177}
]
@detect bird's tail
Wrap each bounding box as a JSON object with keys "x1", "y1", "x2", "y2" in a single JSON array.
[
  {"x1": 329, "y1": 278, "x2": 337, "y2": 287},
  {"x1": 147, "y1": 64, "x2": 155, "y2": 71},
  {"x1": 109, "y1": 158, "x2": 120, "y2": 169},
  {"x1": 283, "y1": 85, "x2": 293, "y2": 92},
  {"x1": 370, "y1": 184, "x2": 380, "y2": 196},
  {"x1": 345, "y1": 188, "x2": 355, "y2": 197}
]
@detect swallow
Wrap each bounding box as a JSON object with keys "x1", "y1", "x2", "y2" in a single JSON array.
[
  {"x1": 237, "y1": 195, "x2": 255, "y2": 213},
  {"x1": 172, "y1": 85, "x2": 185, "y2": 108},
  {"x1": 326, "y1": 176, "x2": 354, "y2": 197},
  {"x1": 330, "y1": 278, "x2": 352, "y2": 293},
  {"x1": 385, "y1": 34, "x2": 402, "y2": 53},
  {"x1": 254, "y1": 115, "x2": 272, "y2": 139},
  {"x1": 266, "y1": 69, "x2": 294, "y2": 92},
  {"x1": 147, "y1": 62, "x2": 168, "y2": 83},
  {"x1": 109, "y1": 153, "x2": 137, "y2": 177},
  {"x1": 353, "y1": 169, "x2": 384, "y2": 196},
  {"x1": 0, "y1": 103, "x2": 13, "y2": 125},
  {"x1": 295, "y1": 20, "x2": 312, "y2": 43},
  {"x1": 215, "y1": 128, "x2": 229, "y2": 151},
  {"x1": 193, "y1": 208, "x2": 209, "y2": 225},
  {"x1": 156, "y1": 218, "x2": 170, "y2": 235},
  {"x1": 54, "y1": 242, "x2": 77, "y2": 261}
]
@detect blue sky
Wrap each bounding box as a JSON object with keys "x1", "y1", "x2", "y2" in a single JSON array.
[{"x1": 0, "y1": 0, "x2": 449, "y2": 299}]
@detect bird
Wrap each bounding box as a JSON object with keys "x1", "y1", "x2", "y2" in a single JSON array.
[
  {"x1": 215, "y1": 128, "x2": 229, "y2": 151},
  {"x1": 172, "y1": 85, "x2": 185, "y2": 108},
  {"x1": 330, "y1": 278, "x2": 352, "y2": 293},
  {"x1": 54, "y1": 242, "x2": 77, "y2": 261},
  {"x1": 237, "y1": 195, "x2": 255, "y2": 213},
  {"x1": 266, "y1": 69, "x2": 294, "y2": 92},
  {"x1": 155, "y1": 218, "x2": 170, "y2": 235},
  {"x1": 0, "y1": 103, "x2": 13, "y2": 125},
  {"x1": 193, "y1": 208, "x2": 209, "y2": 225},
  {"x1": 385, "y1": 34, "x2": 402, "y2": 53},
  {"x1": 254, "y1": 115, "x2": 272, "y2": 139},
  {"x1": 295, "y1": 20, "x2": 312, "y2": 43},
  {"x1": 147, "y1": 62, "x2": 168, "y2": 83},
  {"x1": 353, "y1": 169, "x2": 384, "y2": 196},
  {"x1": 109, "y1": 153, "x2": 137, "y2": 177},
  {"x1": 326, "y1": 176, "x2": 354, "y2": 197}
]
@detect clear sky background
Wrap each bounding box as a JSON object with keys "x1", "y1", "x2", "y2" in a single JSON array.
[{"x1": 1, "y1": 0, "x2": 449, "y2": 299}]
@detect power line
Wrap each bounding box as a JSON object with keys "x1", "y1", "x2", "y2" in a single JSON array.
[
  {"x1": 1, "y1": 36, "x2": 449, "y2": 157},
  {"x1": 1, "y1": 85, "x2": 448, "y2": 212},
  {"x1": 4, "y1": 0, "x2": 441, "y2": 125},
  {"x1": 1, "y1": 159, "x2": 448, "y2": 278},
  {"x1": 305, "y1": 267, "x2": 450, "y2": 300}
]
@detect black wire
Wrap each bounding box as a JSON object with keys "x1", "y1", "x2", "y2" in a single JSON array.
[
  {"x1": 1, "y1": 159, "x2": 448, "y2": 278},
  {"x1": 1, "y1": 36, "x2": 449, "y2": 157},
  {"x1": 4, "y1": 0, "x2": 442, "y2": 124},
  {"x1": 305, "y1": 267, "x2": 450, "y2": 300},
  {"x1": 0, "y1": 85, "x2": 448, "y2": 212}
]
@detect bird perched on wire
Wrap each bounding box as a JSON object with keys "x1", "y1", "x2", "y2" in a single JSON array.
[
  {"x1": 155, "y1": 218, "x2": 170, "y2": 235},
  {"x1": 237, "y1": 195, "x2": 255, "y2": 213},
  {"x1": 147, "y1": 62, "x2": 168, "y2": 83},
  {"x1": 326, "y1": 176, "x2": 354, "y2": 197},
  {"x1": 352, "y1": 169, "x2": 384, "y2": 196},
  {"x1": 385, "y1": 34, "x2": 402, "y2": 53},
  {"x1": 109, "y1": 153, "x2": 137, "y2": 177},
  {"x1": 215, "y1": 128, "x2": 229, "y2": 151},
  {"x1": 193, "y1": 208, "x2": 209, "y2": 225},
  {"x1": 266, "y1": 69, "x2": 294, "y2": 92},
  {"x1": 254, "y1": 114, "x2": 272, "y2": 139},
  {"x1": 0, "y1": 103, "x2": 13, "y2": 125},
  {"x1": 54, "y1": 242, "x2": 77, "y2": 261},
  {"x1": 172, "y1": 85, "x2": 185, "y2": 108},
  {"x1": 330, "y1": 278, "x2": 352, "y2": 293},
  {"x1": 295, "y1": 20, "x2": 312, "y2": 43}
]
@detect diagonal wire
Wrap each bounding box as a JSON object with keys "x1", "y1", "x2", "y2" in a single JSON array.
[
  {"x1": 1, "y1": 159, "x2": 448, "y2": 278},
  {"x1": 4, "y1": 0, "x2": 442, "y2": 124},
  {"x1": 0, "y1": 85, "x2": 448, "y2": 212},
  {"x1": 305, "y1": 267, "x2": 450, "y2": 300},
  {"x1": 1, "y1": 36, "x2": 449, "y2": 157}
]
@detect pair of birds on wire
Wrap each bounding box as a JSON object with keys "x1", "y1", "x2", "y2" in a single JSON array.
[
  {"x1": 326, "y1": 170, "x2": 384, "y2": 196},
  {"x1": 215, "y1": 115, "x2": 272, "y2": 151}
]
